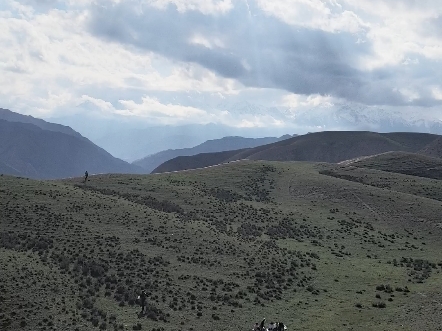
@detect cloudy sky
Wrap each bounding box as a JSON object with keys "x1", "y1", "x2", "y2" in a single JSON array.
[{"x1": 1, "y1": 0, "x2": 442, "y2": 129}]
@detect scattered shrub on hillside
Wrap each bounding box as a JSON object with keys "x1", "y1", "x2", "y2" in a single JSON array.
[
  {"x1": 132, "y1": 323, "x2": 142, "y2": 330},
  {"x1": 372, "y1": 302, "x2": 386, "y2": 308}
]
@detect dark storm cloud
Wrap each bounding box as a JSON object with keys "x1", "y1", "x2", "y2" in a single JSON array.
[{"x1": 86, "y1": 0, "x2": 437, "y2": 106}]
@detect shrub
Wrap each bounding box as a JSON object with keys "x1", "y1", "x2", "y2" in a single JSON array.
[
  {"x1": 91, "y1": 318, "x2": 99, "y2": 327},
  {"x1": 372, "y1": 302, "x2": 386, "y2": 308},
  {"x1": 132, "y1": 323, "x2": 142, "y2": 330}
]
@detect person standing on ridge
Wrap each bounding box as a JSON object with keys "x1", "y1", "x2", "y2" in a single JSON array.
[{"x1": 84, "y1": 171, "x2": 88, "y2": 183}]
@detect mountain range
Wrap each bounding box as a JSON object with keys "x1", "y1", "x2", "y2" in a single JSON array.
[
  {"x1": 3, "y1": 105, "x2": 442, "y2": 179},
  {"x1": 48, "y1": 101, "x2": 442, "y2": 161},
  {"x1": 152, "y1": 131, "x2": 442, "y2": 173},
  {"x1": 51, "y1": 110, "x2": 294, "y2": 162},
  {"x1": 291, "y1": 103, "x2": 442, "y2": 133},
  {"x1": 133, "y1": 135, "x2": 293, "y2": 173},
  {"x1": 0, "y1": 108, "x2": 295, "y2": 179}
]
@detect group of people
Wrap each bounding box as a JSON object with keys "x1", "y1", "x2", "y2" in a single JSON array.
[{"x1": 253, "y1": 318, "x2": 287, "y2": 331}]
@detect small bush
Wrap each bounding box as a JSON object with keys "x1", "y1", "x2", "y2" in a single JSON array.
[
  {"x1": 91, "y1": 318, "x2": 99, "y2": 327},
  {"x1": 372, "y1": 302, "x2": 386, "y2": 308}
]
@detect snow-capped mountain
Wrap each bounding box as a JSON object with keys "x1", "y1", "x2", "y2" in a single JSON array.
[
  {"x1": 293, "y1": 103, "x2": 442, "y2": 133},
  {"x1": 216, "y1": 100, "x2": 442, "y2": 134},
  {"x1": 216, "y1": 100, "x2": 290, "y2": 120}
]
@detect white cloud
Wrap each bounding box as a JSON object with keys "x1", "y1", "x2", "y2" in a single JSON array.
[
  {"x1": 148, "y1": 0, "x2": 233, "y2": 15},
  {"x1": 256, "y1": 0, "x2": 369, "y2": 33},
  {"x1": 343, "y1": 0, "x2": 442, "y2": 69},
  {"x1": 80, "y1": 95, "x2": 115, "y2": 112},
  {"x1": 189, "y1": 33, "x2": 225, "y2": 49},
  {"x1": 281, "y1": 93, "x2": 335, "y2": 109},
  {"x1": 394, "y1": 88, "x2": 420, "y2": 102},
  {"x1": 236, "y1": 117, "x2": 285, "y2": 128},
  {"x1": 432, "y1": 87, "x2": 442, "y2": 101},
  {"x1": 117, "y1": 96, "x2": 208, "y2": 118},
  {"x1": 0, "y1": 0, "x2": 242, "y2": 117},
  {"x1": 1, "y1": 0, "x2": 442, "y2": 131}
]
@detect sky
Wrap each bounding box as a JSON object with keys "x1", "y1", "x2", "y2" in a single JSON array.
[{"x1": 1, "y1": 0, "x2": 442, "y2": 130}]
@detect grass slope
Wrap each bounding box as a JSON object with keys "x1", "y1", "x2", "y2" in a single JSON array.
[
  {"x1": 1, "y1": 160, "x2": 442, "y2": 331},
  {"x1": 348, "y1": 151, "x2": 442, "y2": 180}
]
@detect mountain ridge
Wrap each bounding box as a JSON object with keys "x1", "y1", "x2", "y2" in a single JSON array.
[
  {"x1": 0, "y1": 108, "x2": 83, "y2": 138},
  {"x1": 0, "y1": 112, "x2": 143, "y2": 179},
  {"x1": 152, "y1": 131, "x2": 441, "y2": 173},
  {"x1": 133, "y1": 135, "x2": 293, "y2": 173}
]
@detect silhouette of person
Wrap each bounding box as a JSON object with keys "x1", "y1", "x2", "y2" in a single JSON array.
[
  {"x1": 259, "y1": 318, "x2": 266, "y2": 330},
  {"x1": 139, "y1": 290, "x2": 147, "y2": 313},
  {"x1": 84, "y1": 171, "x2": 88, "y2": 183}
]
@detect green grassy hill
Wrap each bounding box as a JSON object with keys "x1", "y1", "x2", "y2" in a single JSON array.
[{"x1": 1, "y1": 160, "x2": 442, "y2": 331}]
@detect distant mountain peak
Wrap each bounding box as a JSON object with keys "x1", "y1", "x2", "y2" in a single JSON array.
[
  {"x1": 0, "y1": 107, "x2": 83, "y2": 138},
  {"x1": 0, "y1": 109, "x2": 142, "y2": 179}
]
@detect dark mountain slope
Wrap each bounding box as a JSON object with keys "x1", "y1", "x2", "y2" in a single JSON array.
[
  {"x1": 152, "y1": 149, "x2": 247, "y2": 173},
  {"x1": 134, "y1": 135, "x2": 291, "y2": 173},
  {"x1": 0, "y1": 120, "x2": 142, "y2": 179},
  {"x1": 419, "y1": 136, "x2": 442, "y2": 159},
  {"x1": 154, "y1": 131, "x2": 440, "y2": 173},
  {"x1": 0, "y1": 108, "x2": 82, "y2": 138},
  {"x1": 0, "y1": 161, "x2": 22, "y2": 177},
  {"x1": 229, "y1": 131, "x2": 438, "y2": 163}
]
